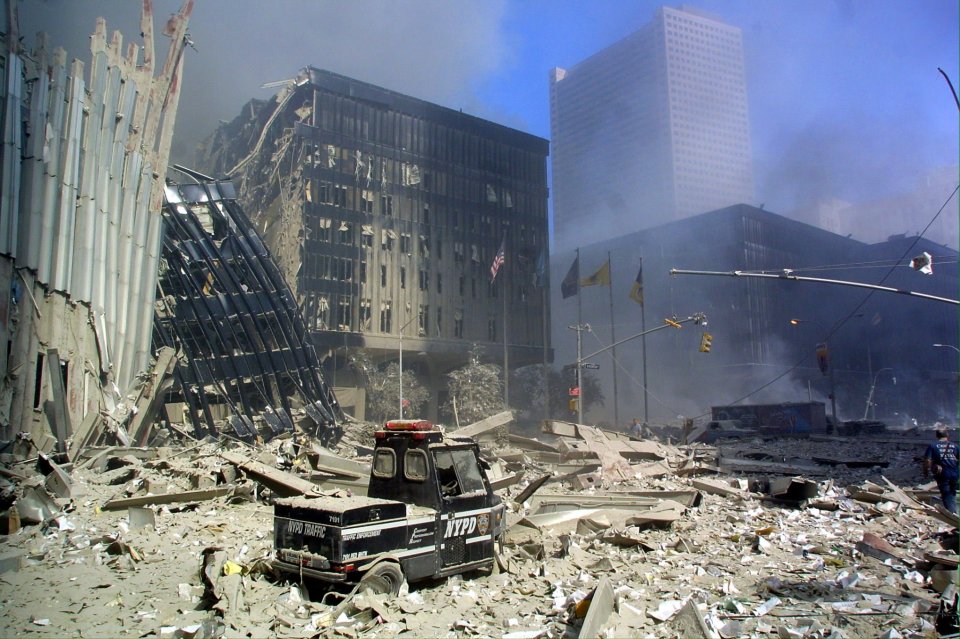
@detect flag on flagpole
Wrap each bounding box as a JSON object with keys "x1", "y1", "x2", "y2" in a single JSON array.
[
  {"x1": 534, "y1": 249, "x2": 546, "y2": 288},
  {"x1": 629, "y1": 264, "x2": 644, "y2": 306},
  {"x1": 561, "y1": 255, "x2": 579, "y2": 298},
  {"x1": 580, "y1": 260, "x2": 610, "y2": 288},
  {"x1": 490, "y1": 237, "x2": 506, "y2": 283}
]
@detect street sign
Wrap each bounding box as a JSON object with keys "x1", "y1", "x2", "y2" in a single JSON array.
[
  {"x1": 569, "y1": 387, "x2": 580, "y2": 397},
  {"x1": 583, "y1": 363, "x2": 600, "y2": 369}
]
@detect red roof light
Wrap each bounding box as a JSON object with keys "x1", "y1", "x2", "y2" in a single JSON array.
[{"x1": 384, "y1": 419, "x2": 434, "y2": 432}]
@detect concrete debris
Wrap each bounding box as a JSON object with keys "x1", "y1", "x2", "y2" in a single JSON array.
[{"x1": 0, "y1": 422, "x2": 956, "y2": 638}]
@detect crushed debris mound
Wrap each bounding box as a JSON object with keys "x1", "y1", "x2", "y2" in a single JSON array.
[{"x1": 0, "y1": 416, "x2": 957, "y2": 638}]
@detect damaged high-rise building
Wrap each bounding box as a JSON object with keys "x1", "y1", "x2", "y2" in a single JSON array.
[{"x1": 196, "y1": 68, "x2": 551, "y2": 420}]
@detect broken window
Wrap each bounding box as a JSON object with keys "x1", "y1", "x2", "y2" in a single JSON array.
[
  {"x1": 318, "y1": 218, "x2": 332, "y2": 242},
  {"x1": 458, "y1": 275, "x2": 465, "y2": 296},
  {"x1": 336, "y1": 258, "x2": 353, "y2": 282},
  {"x1": 422, "y1": 204, "x2": 430, "y2": 225},
  {"x1": 400, "y1": 233, "x2": 411, "y2": 254},
  {"x1": 337, "y1": 295, "x2": 351, "y2": 331},
  {"x1": 418, "y1": 305, "x2": 428, "y2": 336},
  {"x1": 315, "y1": 296, "x2": 329, "y2": 330},
  {"x1": 381, "y1": 195, "x2": 393, "y2": 216},
  {"x1": 382, "y1": 229, "x2": 396, "y2": 251},
  {"x1": 326, "y1": 144, "x2": 338, "y2": 168},
  {"x1": 504, "y1": 191, "x2": 513, "y2": 208},
  {"x1": 470, "y1": 244, "x2": 479, "y2": 263},
  {"x1": 359, "y1": 260, "x2": 367, "y2": 284},
  {"x1": 400, "y1": 266, "x2": 406, "y2": 289},
  {"x1": 338, "y1": 221, "x2": 353, "y2": 245},
  {"x1": 419, "y1": 234, "x2": 429, "y2": 257},
  {"x1": 359, "y1": 298, "x2": 372, "y2": 331},
  {"x1": 434, "y1": 449, "x2": 485, "y2": 498},
  {"x1": 361, "y1": 225, "x2": 374, "y2": 247},
  {"x1": 380, "y1": 302, "x2": 392, "y2": 333},
  {"x1": 380, "y1": 265, "x2": 387, "y2": 287},
  {"x1": 334, "y1": 185, "x2": 348, "y2": 207},
  {"x1": 360, "y1": 189, "x2": 374, "y2": 213},
  {"x1": 419, "y1": 269, "x2": 429, "y2": 291},
  {"x1": 454, "y1": 309, "x2": 464, "y2": 338},
  {"x1": 354, "y1": 150, "x2": 366, "y2": 186},
  {"x1": 454, "y1": 242, "x2": 464, "y2": 263},
  {"x1": 402, "y1": 163, "x2": 421, "y2": 186},
  {"x1": 436, "y1": 238, "x2": 442, "y2": 260}
]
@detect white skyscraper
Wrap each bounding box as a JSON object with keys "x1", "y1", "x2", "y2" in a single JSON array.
[{"x1": 550, "y1": 6, "x2": 754, "y2": 251}]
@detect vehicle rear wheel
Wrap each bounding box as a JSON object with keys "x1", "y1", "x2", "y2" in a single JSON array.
[{"x1": 357, "y1": 561, "x2": 405, "y2": 596}]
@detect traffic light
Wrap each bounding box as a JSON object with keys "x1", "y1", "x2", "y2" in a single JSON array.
[
  {"x1": 568, "y1": 398, "x2": 579, "y2": 412},
  {"x1": 698, "y1": 332, "x2": 713, "y2": 353},
  {"x1": 816, "y1": 343, "x2": 829, "y2": 375}
]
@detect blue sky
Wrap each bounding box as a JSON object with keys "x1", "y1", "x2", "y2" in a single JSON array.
[{"x1": 17, "y1": 0, "x2": 960, "y2": 215}]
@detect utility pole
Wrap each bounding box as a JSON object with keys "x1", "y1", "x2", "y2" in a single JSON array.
[
  {"x1": 568, "y1": 313, "x2": 707, "y2": 426},
  {"x1": 568, "y1": 323, "x2": 590, "y2": 425}
]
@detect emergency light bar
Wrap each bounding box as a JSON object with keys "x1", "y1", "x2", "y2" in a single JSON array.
[{"x1": 384, "y1": 419, "x2": 434, "y2": 431}]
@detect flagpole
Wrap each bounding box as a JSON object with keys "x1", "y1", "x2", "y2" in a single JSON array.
[
  {"x1": 541, "y1": 252, "x2": 549, "y2": 423},
  {"x1": 502, "y1": 240, "x2": 509, "y2": 410},
  {"x1": 640, "y1": 256, "x2": 649, "y2": 423},
  {"x1": 607, "y1": 251, "x2": 619, "y2": 430},
  {"x1": 576, "y1": 248, "x2": 583, "y2": 425}
]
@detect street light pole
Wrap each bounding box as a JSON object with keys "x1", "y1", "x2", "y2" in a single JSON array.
[
  {"x1": 863, "y1": 367, "x2": 895, "y2": 420},
  {"x1": 790, "y1": 318, "x2": 837, "y2": 426},
  {"x1": 399, "y1": 315, "x2": 416, "y2": 419}
]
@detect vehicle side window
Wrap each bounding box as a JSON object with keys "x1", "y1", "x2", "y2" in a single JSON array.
[
  {"x1": 434, "y1": 449, "x2": 485, "y2": 497},
  {"x1": 450, "y1": 449, "x2": 485, "y2": 494},
  {"x1": 433, "y1": 450, "x2": 461, "y2": 497},
  {"x1": 404, "y1": 449, "x2": 428, "y2": 481},
  {"x1": 372, "y1": 448, "x2": 396, "y2": 479}
]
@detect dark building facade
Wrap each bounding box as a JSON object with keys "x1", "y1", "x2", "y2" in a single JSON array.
[
  {"x1": 197, "y1": 68, "x2": 551, "y2": 420},
  {"x1": 551, "y1": 204, "x2": 958, "y2": 429}
]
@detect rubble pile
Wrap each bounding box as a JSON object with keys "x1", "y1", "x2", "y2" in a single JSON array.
[{"x1": 0, "y1": 418, "x2": 957, "y2": 638}]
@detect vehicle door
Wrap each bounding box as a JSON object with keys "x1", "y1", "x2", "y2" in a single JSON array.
[{"x1": 433, "y1": 446, "x2": 495, "y2": 568}]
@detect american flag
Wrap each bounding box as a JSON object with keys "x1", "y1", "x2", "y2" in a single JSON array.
[{"x1": 490, "y1": 237, "x2": 506, "y2": 283}]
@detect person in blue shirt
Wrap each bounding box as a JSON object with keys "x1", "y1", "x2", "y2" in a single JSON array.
[{"x1": 923, "y1": 429, "x2": 959, "y2": 514}]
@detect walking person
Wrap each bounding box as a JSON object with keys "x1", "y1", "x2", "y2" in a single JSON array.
[{"x1": 923, "y1": 428, "x2": 959, "y2": 513}]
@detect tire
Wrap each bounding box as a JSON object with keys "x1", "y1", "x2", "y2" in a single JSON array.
[{"x1": 358, "y1": 561, "x2": 405, "y2": 595}]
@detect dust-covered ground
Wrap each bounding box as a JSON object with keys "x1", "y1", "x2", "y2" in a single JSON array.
[{"x1": 0, "y1": 429, "x2": 956, "y2": 638}]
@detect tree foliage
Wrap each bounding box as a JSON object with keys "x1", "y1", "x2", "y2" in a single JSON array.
[
  {"x1": 348, "y1": 351, "x2": 429, "y2": 423},
  {"x1": 444, "y1": 344, "x2": 503, "y2": 426},
  {"x1": 511, "y1": 364, "x2": 604, "y2": 420}
]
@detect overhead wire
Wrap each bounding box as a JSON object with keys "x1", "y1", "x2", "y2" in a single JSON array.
[{"x1": 697, "y1": 183, "x2": 960, "y2": 420}]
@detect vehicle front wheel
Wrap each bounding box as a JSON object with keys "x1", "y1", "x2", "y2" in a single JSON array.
[{"x1": 357, "y1": 561, "x2": 405, "y2": 596}]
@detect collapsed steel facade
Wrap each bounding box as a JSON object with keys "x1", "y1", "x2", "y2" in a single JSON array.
[
  {"x1": 0, "y1": 2, "x2": 194, "y2": 452},
  {"x1": 155, "y1": 171, "x2": 342, "y2": 443}
]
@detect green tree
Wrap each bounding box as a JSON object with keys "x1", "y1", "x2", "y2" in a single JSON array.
[
  {"x1": 349, "y1": 351, "x2": 429, "y2": 423},
  {"x1": 444, "y1": 344, "x2": 503, "y2": 426}
]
